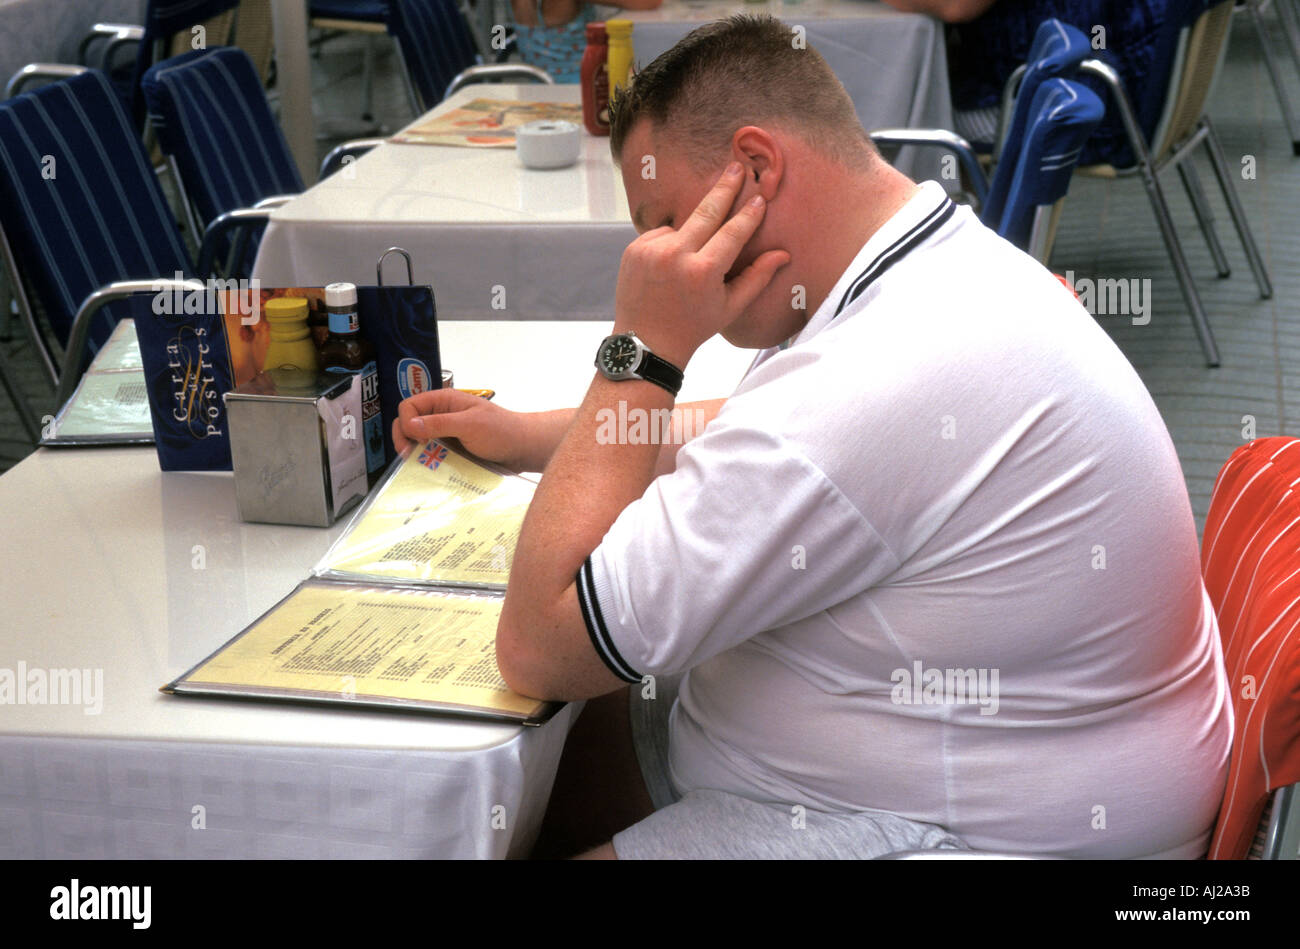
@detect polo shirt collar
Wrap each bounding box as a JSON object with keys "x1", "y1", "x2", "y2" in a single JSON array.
[{"x1": 792, "y1": 180, "x2": 956, "y2": 346}]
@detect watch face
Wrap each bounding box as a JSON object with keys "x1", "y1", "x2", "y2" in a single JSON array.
[{"x1": 600, "y1": 335, "x2": 639, "y2": 375}]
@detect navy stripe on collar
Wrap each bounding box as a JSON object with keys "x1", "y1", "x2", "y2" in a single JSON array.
[{"x1": 832, "y1": 197, "x2": 957, "y2": 319}]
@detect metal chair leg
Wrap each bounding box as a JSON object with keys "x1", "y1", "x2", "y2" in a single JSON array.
[
  {"x1": 1275, "y1": 0, "x2": 1300, "y2": 74},
  {"x1": 361, "y1": 32, "x2": 375, "y2": 123},
  {"x1": 1201, "y1": 116, "x2": 1274, "y2": 299},
  {"x1": 1177, "y1": 158, "x2": 1232, "y2": 278},
  {"x1": 0, "y1": 343, "x2": 42, "y2": 444},
  {"x1": 1081, "y1": 57, "x2": 1222, "y2": 366},
  {"x1": 1249, "y1": 0, "x2": 1300, "y2": 154},
  {"x1": 1141, "y1": 165, "x2": 1222, "y2": 366},
  {"x1": 0, "y1": 226, "x2": 59, "y2": 386},
  {"x1": 394, "y1": 43, "x2": 423, "y2": 116},
  {"x1": 0, "y1": 271, "x2": 11, "y2": 339}
]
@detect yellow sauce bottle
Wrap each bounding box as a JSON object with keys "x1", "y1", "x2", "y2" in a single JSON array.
[
  {"x1": 263, "y1": 297, "x2": 319, "y2": 372},
  {"x1": 606, "y1": 19, "x2": 635, "y2": 101}
]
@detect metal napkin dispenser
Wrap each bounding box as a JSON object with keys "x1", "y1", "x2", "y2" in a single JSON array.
[{"x1": 224, "y1": 369, "x2": 368, "y2": 528}]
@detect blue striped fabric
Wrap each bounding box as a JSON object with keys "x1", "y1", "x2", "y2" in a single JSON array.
[
  {"x1": 0, "y1": 70, "x2": 194, "y2": 351},
  {"x1": 386, "y1": 0, "x2": 481, "y2": 110},
  {"x1": 143, "y1": 46, "x2": 304, "y2": 227},
  {"x1": 981, "y1": 19, "x2": 1092, "y2": 234},
  {"x1": 123, "y1": 0, "x2": 242, "y2": 126},
  {"x1": 995, "y1": 78, "x2": 1105, "y2": 252}
]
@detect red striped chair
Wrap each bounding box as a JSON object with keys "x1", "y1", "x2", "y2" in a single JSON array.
[{"x1": 1201, "y1": 436, "x2": 1300, "y2": 859}]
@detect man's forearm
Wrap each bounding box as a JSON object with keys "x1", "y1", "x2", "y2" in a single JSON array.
[
  {"x1": 517, "y1": 398, "x2": 724, "y2": 474},
  {"x1": 504, "y1": 376, "x2": 674, "y2": 635}
]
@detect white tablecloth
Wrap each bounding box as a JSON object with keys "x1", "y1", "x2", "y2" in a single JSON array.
[
  {"x1": 254, "y1": 86, "x2": 635, "y2": 321},
  {"x1": 253, "y1": 5, "x2": 953, "y2": 318},
  {"x1": 0, "y1": 320, "x2": 755, "y2": 859}
]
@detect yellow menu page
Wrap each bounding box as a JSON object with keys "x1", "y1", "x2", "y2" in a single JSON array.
[
  {"x1": 319, "y1": 440, "x2": 535, "y2": 587},
  {"x1": 178, "y1": 581, "x2": 545, "y2": 720}
]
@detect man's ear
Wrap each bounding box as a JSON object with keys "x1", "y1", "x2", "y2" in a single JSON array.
[{"x1": 731, "y1": 126, "x2": 783, "y2": 201}]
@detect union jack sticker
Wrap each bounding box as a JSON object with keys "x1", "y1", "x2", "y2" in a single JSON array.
[{"x1": 418, "y1": 443, "x2": 448, "y2": 470}]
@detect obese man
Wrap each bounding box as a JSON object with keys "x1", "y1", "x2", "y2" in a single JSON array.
[{"x1": 391, "y1": 14, "x2": 1231, "y2": 859}]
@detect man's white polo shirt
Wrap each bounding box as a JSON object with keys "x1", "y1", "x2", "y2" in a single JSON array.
[{"x1": 576, "y1": 180, "x2": 1233, "y2": 859}]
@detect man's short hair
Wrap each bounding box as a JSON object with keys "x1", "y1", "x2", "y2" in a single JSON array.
[{"x1": 608, "y1": 14, "x2": 873, "y2": 171}]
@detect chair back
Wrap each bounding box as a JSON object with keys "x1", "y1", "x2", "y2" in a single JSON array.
[
  {"x1": 1201, "y1": 437, "x2": 1300, "y2": 859},
  {"x1": 126, "y1": 0, "x2": 242, "y2": 125},
  {"x1": 989, "y1": 78, "x2": 1103, "y2": 258},
  {"x1": 232, "y1": 0, "x2": 277, "y2": 85},
  {"x1": 985, "y1": 18, "x2": 1092, "y2": 228},
  {"x1": 385, "y1": 0, "x2": 481, "y2": 111},
  {"x1": 0, "y1": 70, "x2": 193, "y2": 353},
  {"x1": 1149, "y1": 0, "x2": 1233, "y2": 159},
  {"x1": 143, "y1": 46, "x2": 304, "y2": 227}
]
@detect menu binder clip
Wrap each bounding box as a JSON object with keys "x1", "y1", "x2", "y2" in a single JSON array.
[{"x1": 377, "y1": 246, "x2": 415, "y2": 287}]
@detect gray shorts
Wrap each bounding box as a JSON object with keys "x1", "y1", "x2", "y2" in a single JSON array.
[{"x1": 611, "y1": 673, "x2": 970, "y2": 860}]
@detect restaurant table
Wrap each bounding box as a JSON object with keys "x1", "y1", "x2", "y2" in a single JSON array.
[
  {"x1": 0, "y1": 320, "x2": 755, "y2": 859},
  {"x1": 625, "y1": 0, "x2": 954, "y2": 180},
  {"x1": 253, "y1": 2, "x2": 956, "y2": 317},
  {"x1": 254, "y1": 84, "x2": 633, "y2": 319}
]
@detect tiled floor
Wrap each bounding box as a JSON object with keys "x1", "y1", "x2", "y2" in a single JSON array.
[{"x1": 2, "y1": 13, "x2": 1298, "y2": 538}]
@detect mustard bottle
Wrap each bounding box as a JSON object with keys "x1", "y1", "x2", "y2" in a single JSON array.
[
  {"x1": 263, "y1": 297, "x2": 319, "y2": 372},
  {"x1": 606, "y1": 19, "x2": 635, "y2": 100}
]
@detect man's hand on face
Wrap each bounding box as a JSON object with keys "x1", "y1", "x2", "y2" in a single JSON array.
[{"x1": 612, "y1": 161, "x2": 791, "y2": 369}]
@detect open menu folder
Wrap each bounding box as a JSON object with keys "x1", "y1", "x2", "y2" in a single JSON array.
[
  {"x1": 162, "y1": 439, "x2": 561, "y2": 726},
  {"x1": 40, "y1": 318, "x2": 154, "y2": 446}
]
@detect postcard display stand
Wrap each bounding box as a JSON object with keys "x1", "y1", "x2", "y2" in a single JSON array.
[
  {"x1": 133, "y1": 248, "x2": 442, "y2": 471},
  {"x1": 163, "y1": 438, "x2": 561, "y2": 726}
]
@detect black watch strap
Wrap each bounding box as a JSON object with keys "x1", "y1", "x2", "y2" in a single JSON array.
[{"x1": 637, "y1": 349, "x2": 684, "y2": 396}]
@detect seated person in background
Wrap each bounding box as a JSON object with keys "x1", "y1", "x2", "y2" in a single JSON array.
[
  {"x1": 511, "y1": 0, "x2": 663, "y2": 83},
  {"x1": 881, "y1": 0, "x2": 1210, "y2": 166},
  {"x1": 393, "y1": 14, "x2": 1231, "y2": 859}
]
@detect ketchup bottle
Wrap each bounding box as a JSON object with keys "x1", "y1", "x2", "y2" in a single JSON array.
[{"x1": 581, "y1": 22, "x2": 610, "y2": 137}]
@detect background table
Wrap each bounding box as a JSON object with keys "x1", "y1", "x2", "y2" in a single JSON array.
[
  {"x1": 0, "y1": 320, "x2": 754, "y2": 858},
  {"x1": 254, "y1": 2, "x2": 955, "y2": 318},
  {"x1": 254, "y1": 85, "x2": 635, "y2": 319},
  {"x1": 625, "y1": 0, "x2": 954, "y2": 181},
  {"x1": 0, "y1": 0, "x2": 147, "y2": 89}
]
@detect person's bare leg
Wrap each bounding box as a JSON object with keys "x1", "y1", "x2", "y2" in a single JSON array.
[{"x1": 530, "y1": 686, "x2": 655, "y2": 858}]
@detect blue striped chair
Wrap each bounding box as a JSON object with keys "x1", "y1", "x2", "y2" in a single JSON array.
[
  {"x1": 872, "y1": 76, "x2": 1103, "y2": 265},
  {"x1": 993, "y1": 78, "x2": 1105, "y2": 260},
  {"x1": 142, "y1": 45, "x2": 384, "y2": 279},
  {"x1": 0, "y1": 70, "x2": 212, "y2": 413},
  {"x1": 386, "y1": 0, "x2": 552, "y2": 113},
  {"x1": 143, "y1": 46, "x2": 306, "y2": 275}
]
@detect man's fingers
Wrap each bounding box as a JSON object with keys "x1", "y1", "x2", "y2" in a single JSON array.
[
  {"x1": 399, "y1": 407, "x2": 477, "y2": 444},
  {"x1": 398, "y1": 386, "x2": 477, "y2": 420},
  {"x1": 724, "y1": 248, "x2": 791, "y2": 314},
  {"x1": 699, "y1": 192, "x2": 769, "y2": 275},
  {"x1": 676, "y1": 162, "x2": 746, "y2": 250}
]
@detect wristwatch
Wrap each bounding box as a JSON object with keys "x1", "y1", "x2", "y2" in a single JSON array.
[{"x1": 594, "y1": 332, "x2": 684, "y2": 397}]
